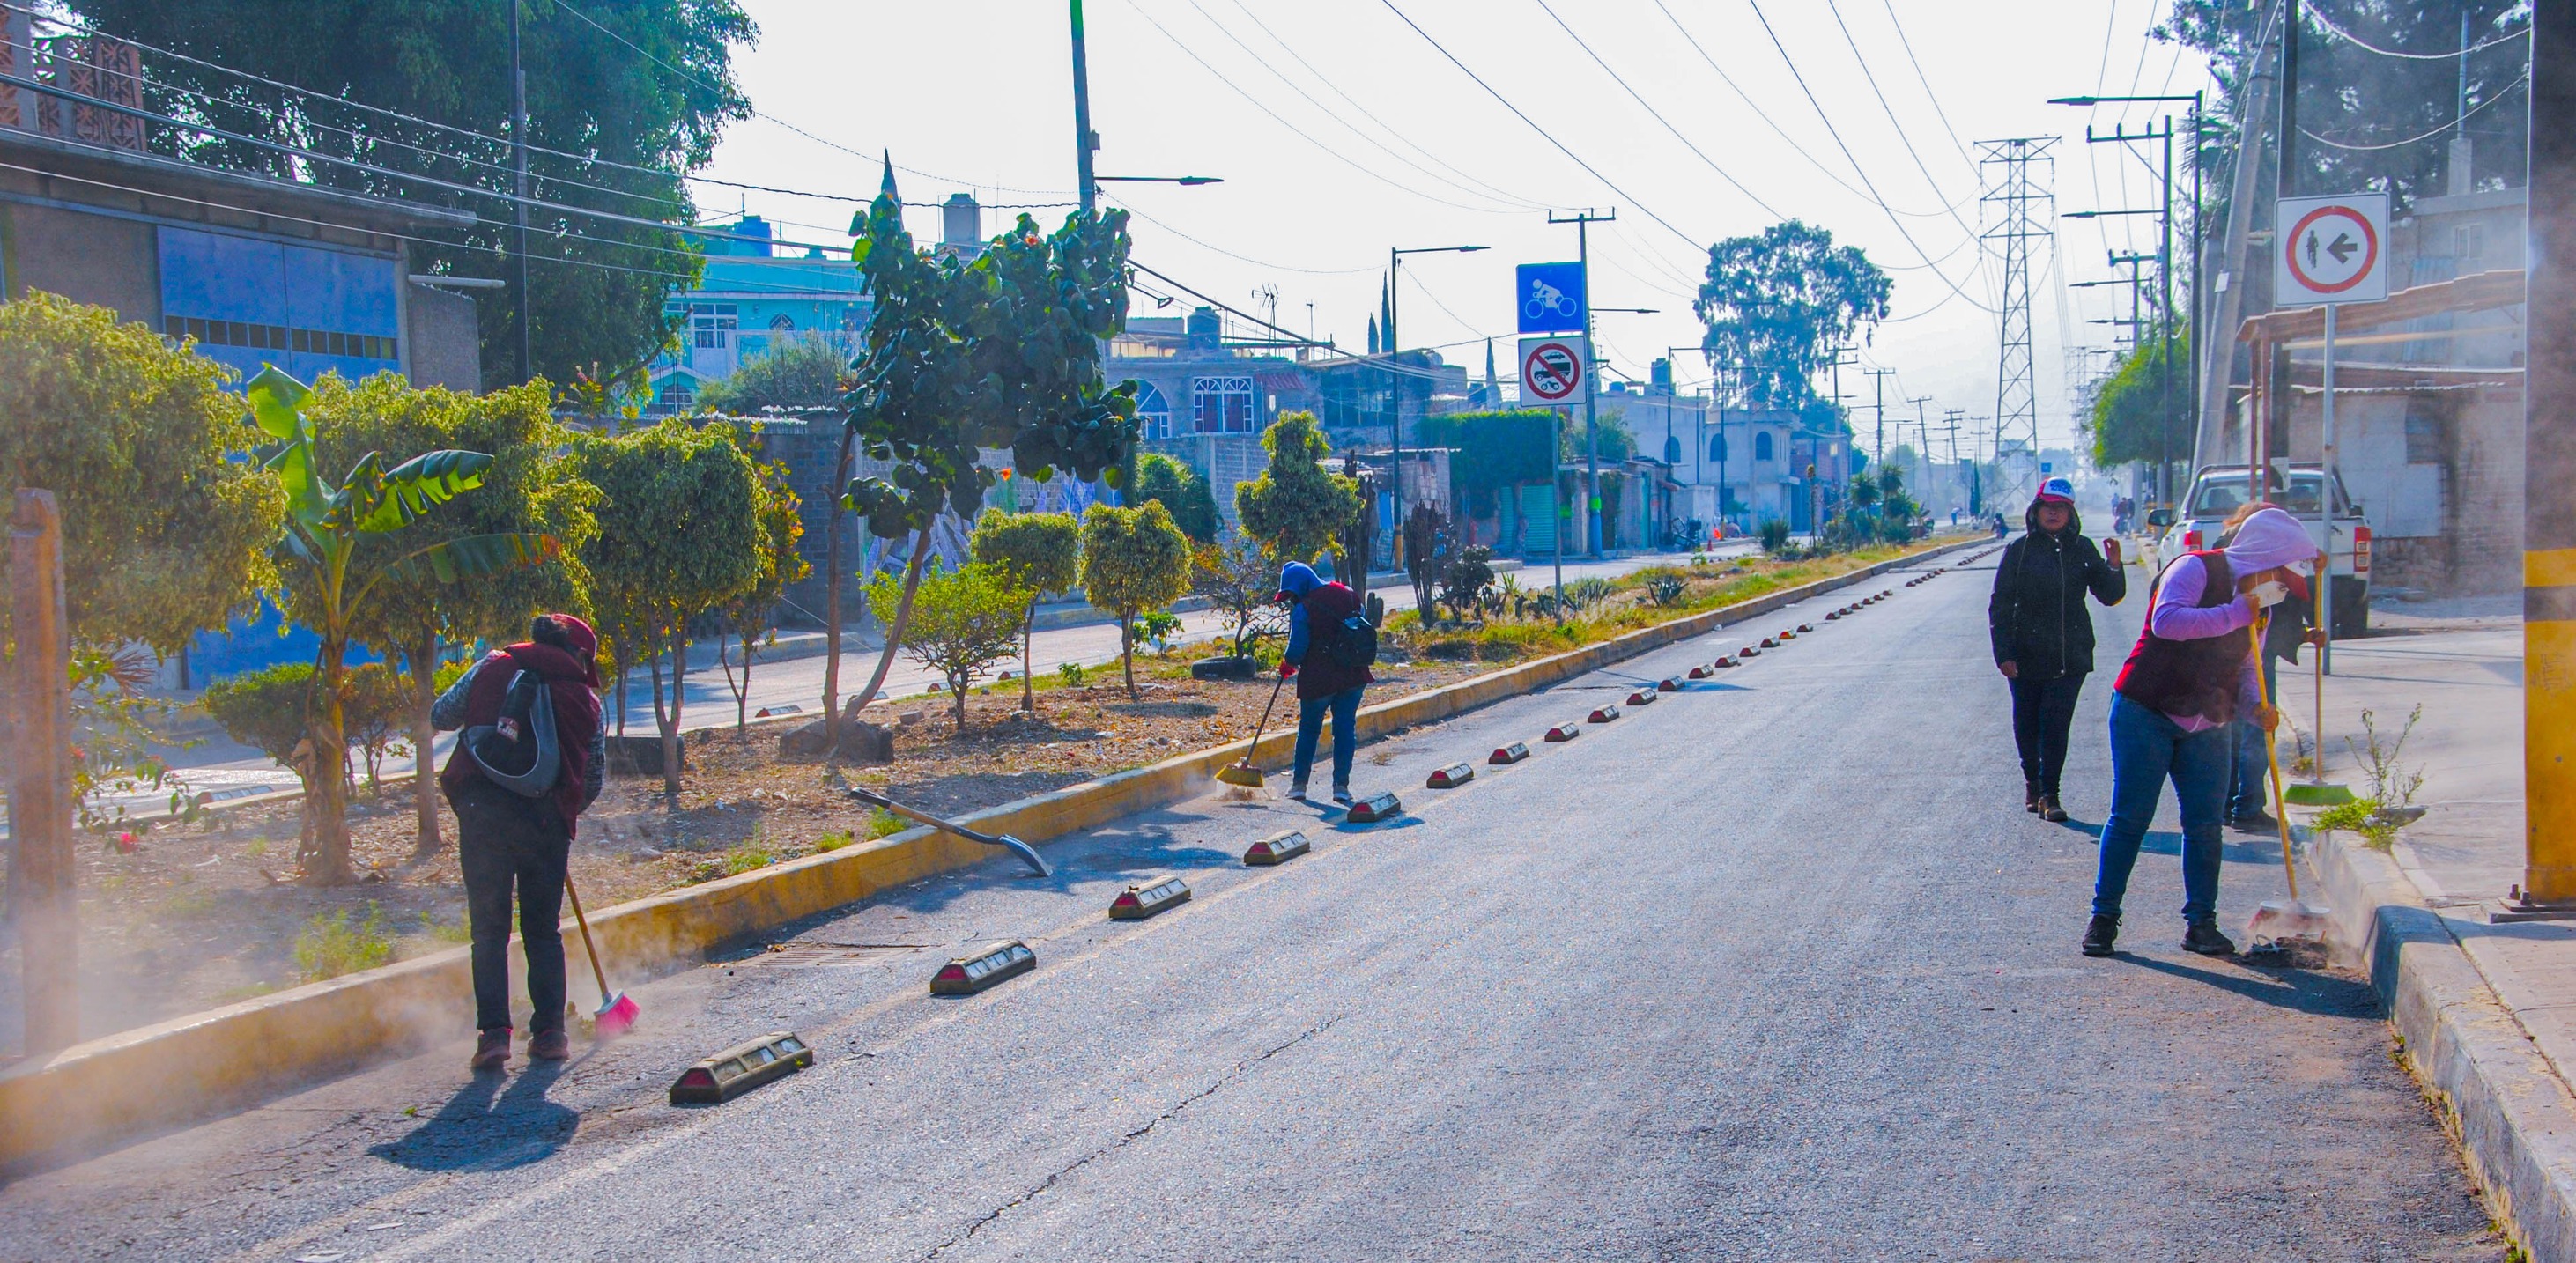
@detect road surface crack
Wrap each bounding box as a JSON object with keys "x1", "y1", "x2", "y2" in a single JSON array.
[{"x1": 921, "y1": 1013, "x2": 1341, "y2": 1259}]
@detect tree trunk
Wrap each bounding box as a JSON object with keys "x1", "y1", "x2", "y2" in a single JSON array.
[
  {"x1": 821, "y1": 425, "x2": 856, "y2": 742},
  {"x1": 951, "y1": 673, "x2": 967, "y2": 732},
  {"x1": 843, "y1": 528, "x2": 934, "y2": 739},
  {"x1": 1120, "y1": 612, "x2": 1137, "y2": 699},
  {"x1": 1020, "y1": 602, "x2": 1037, "y2": 713},
  {"x1": 303, "y1": 640, "x2": 355, "y2": 885},
  {"x1": 657, "y1": 623, "x2": 686, "y2": 797},
  {"x1": 406, "y1": 632, "x2": 441, "y2": 860}
]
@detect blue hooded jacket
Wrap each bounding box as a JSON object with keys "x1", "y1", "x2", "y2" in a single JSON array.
[
  {"x1": 1278, "y1": 561, "x2": 1324, "y2": 664},
  {"x1": 1277, "y1": 560, "x2": 1372, "y2": 698}
]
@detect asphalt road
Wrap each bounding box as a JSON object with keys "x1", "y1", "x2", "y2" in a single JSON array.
[{"x1": 0, "y1": 543, "x2": 2498, "y2": 1260}]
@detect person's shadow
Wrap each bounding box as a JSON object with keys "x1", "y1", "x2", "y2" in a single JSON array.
[
  {"x1": 2054, "y1": 817, "x2": 2280, "y2": 863},
  {"x1": 368, "y1": 1059, "x2": 578, "y2": 1171}
]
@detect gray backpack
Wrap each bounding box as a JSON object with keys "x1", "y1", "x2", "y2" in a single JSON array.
[{"x1": 464, "y1": 668, "x2": 562, "y2": 797}]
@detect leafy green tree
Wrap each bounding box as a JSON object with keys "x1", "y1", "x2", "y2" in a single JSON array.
[
  {"x1": 1561, "y1": 414, "x2": 1635, "y2": 463},
  {"x1": 823, "y1": 159, "x2": 1138, "y2": 742},
  {"x1": 0, "y1": 292, "x2": 282, "y2": 652},
  {"x1": 250, "y1": 367, "x2": 556, "y2": 884},
  {"x1": 1193, "y1": 538, "x2": 1285, "y2": 661},
  {"x1": 1133, "y1": 454, "x2": 1219, "y2": 542},
  {"x1": 866, "y1": 561, "x2": 1030, "y2": 733},
  {"x1": 574, "y1": 418, "x2": 764, "y2": 794},
  {"x1": 339, "y1": 661, "x2": 411, "y2": 794},
  {"x1": 1079, "y1": 501, "x2": 1193, "y2": 699},
  {"x1": 697, "y1": 337, "x2": 848, "y2": 416},
  {"x1": 2090, "y1": 327, "x2": 2193, "y2": 469},
  {"x1": 1693, "y1": 221, "x2": 1892, "y2": 410},
  {"x1": 201, "y1": 662, "x2": 317, "y2": 766},
  {"x1": 1234, "y1": 411, "x2": 1360, "y2": 568},
  {"x1": 969, "y1": 508, "x2": 1082, "y2": 713},
  {"x1": 714, "y1": 459, "x2": 808, "y2": 731},
  {"x1": 1418, "y1": 410, "x2": 1557, "y2": 517},
  {"x1": 292, "y1": 373, "x2": 598, "y2": 856},
  {"x1": 75, "y1": 0, "x2": 759, "y2": 388}
]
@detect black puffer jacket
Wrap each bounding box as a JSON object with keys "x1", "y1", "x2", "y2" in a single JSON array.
[{"x1": 1988, "y1": 502, "x2": 2127, "y2": 680}]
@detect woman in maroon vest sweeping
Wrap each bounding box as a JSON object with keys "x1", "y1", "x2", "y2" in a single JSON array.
[
  {"x1": 2084, "y1": 508, "x2": 2320, "y2": 958},
  {"x1": 430, "y1": 614, "x2": 608, "y2": 1070}
]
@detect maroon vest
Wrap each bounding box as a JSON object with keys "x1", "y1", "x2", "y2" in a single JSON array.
[{"x1": 2113, "y1": 550, "x2": 2250, "y2": 725}]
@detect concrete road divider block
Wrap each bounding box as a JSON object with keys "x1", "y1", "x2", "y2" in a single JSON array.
[
  {"x1": 1588, "y1": 704, "x2": 1622, "y2": 723},
  {"x1": 1656, "y1": 676, "x2": 1683, "y2": 691},
  {"x1": 1543, "y1": 722, "x2": 1582, "y2": 742},
  {"x1": 670, "y1": 1031, "x2": 812, "y2": 1105},
  {"x1": 1715, "y1": 656, "x2": 1738, "y2": 668},
  {"x1": 1243, "y1": 829, "x2": 1310, "y2": 865},
  {"x1": 1344, "y1": 792, "x2": 1403, "y2": 824},
  {"x1": 1741, "y1": 646, "x2": 1760, "y2": 657},
  {"x1": 1825, "y1": 611, "x2": 1841, "y2": 621},
  {"x1": 1625, "y1": 690, "x2": 1657, "y2": 706},
  {"x1": 1687, "y1": 663, "x2": 1712, "y2": 679},
  {"x1": 1759, "y1": 638, "x2": 1777, "y2": 648},
  {"x1": 1777, "y1": 629, "x2": 1796, "y2": 640},
  {"x1": 931, "y1": 941, "x2": 1037, "y2": 995},
  {"x1": 1796, "y1": 624, "x2": 1813, "y2": 632},
  {"x1": 1109, "y1": 876, "x2": 1192, "y2": 920},
  {"x1": 1489, "y1": 742, "x2": 1530, "y2": 764},
  {"x1": 1426, "y1": 763, "x2": 1475, "y2": 788}
]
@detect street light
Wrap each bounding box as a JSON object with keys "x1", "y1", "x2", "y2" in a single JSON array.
[
  {"x1": 1094, "y1": 175, "x2": 1225, "y2": 185},
  {"x1": 1385, "y1": 245, "x2": 1489, "y2": 574}
]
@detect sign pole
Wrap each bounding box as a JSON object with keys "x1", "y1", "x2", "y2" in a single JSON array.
[
  {"x1": 2319, "y1": 301, "x2": 2335, "y2": 676},
  {"x1": 1551, "y1": 408, "x2": 1566, "y2": 614}
]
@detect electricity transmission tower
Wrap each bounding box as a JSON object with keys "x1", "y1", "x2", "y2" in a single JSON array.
[{"x1": 1979, "y1": 137, "x2": 2055, "y2": 502}]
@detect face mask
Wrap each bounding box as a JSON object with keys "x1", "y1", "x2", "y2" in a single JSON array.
[{"x1": 2250, "y1": 580, "x2": 2289, "y2": 609}]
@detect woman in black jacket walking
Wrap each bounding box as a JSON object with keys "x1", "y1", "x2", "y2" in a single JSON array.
[{"x1": 1988, "y1": 477, "x2": 2128, "y2": 821}]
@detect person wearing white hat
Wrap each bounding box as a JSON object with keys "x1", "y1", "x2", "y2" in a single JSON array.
[
  {"x1": 1988, "y1": 476, "x2": 2126, "y2": 823},
  {"x1": 2083, "y1": 506, "x2": 2322, "y2": 958}
]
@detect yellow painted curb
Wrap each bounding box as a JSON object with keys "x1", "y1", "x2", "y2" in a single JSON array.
[{"x1": 0, "y1": 539, "x2": 1970, "y2": 1172}]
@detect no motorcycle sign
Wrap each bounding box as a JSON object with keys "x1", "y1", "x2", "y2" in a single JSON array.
[{"x1": 1519, "y1": 336, "x2": 1588, "y2": 405}]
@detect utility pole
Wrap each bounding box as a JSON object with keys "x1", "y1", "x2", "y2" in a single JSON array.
[
  {"x1": 511, "y1": 1, "x2": 532, "y2": 386},
  {"x1": 11, "y1": 490, "x2": 75, "y2": 1053},
  {"x1": 2506, "y1": 0, "x2": 2576, "y2": 915},
  {"x1": 1866, "y1": 368, "x2": 1893, "y2": 474},
  {"x1": 1069, "y1": 0, "x2": 1098, "y2": 215},
  {"x1": 1550, "y1": 208, "x2": 1614, "y2": 556}
]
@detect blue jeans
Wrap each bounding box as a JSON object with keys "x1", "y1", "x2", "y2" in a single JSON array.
[
  {"x1": 2228, "y1": 657, "x2": 2283, "y2": 818},
  {"x1": 2092, "y1": 693, "x2": 2232, "y2": 925},
  {"x1": 1292, "y1": 687, "x2": 1362, "y2": 790}
]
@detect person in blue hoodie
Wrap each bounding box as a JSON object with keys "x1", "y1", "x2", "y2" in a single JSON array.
[{"x1": 1277, "y1": 560, "x2": 1374, "y2": 804}]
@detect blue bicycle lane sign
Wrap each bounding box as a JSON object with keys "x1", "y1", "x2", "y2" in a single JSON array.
[{"x1": 1516, "y1": 262, "x2": 1586, "y2": 334}]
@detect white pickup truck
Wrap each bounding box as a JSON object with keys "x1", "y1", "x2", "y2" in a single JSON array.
[{"x1": 2149, "y1": 463, "x2": 2372, "y2": 639}]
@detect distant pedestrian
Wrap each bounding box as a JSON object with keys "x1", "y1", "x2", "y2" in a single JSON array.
[
  {"x1": 2083, "y1": 507, "x2": 2321, "y2": 958},
  {"x1": 1277, "y1": 560, "x2": 1373, "y2": 805},
  {"x1": 1988, "y1": 476, "x2": 2126, "y2": 823},
  {"x1": 433, "y1": 613, "x2": 608, "y2": 1071},
  {"x1": 1993, "y1": 513, "x2": 2009, "y2": 540},
  {"x1": 2210, "y1": 501, "x2": 2324, "y2": 832}
]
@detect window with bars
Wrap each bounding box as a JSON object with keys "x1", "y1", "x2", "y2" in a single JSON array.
[
  {"x1": 693, "y1": 305, "x2": 737, "y2": 349},
  {"x1": 163, "y1": 315, "x2": 395, "y2": 360},
  {"x1": 1191, "y1": 375, "x2": 1254, "y2": 433}
]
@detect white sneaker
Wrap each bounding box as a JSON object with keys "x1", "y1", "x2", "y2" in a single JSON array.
[
  {"x1": 1285, "y1": 784, "x2": 1309, "y2": 801},
  {"x1": 1331, "y1": 787, "x2": 1355, "y2": 805}
]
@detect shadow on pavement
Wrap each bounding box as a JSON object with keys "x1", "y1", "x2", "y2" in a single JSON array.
[
  {"x1": 2114, "y1": 952, "x2": 2379, "y2": 1017},
  {"x1": 2054, "y1": 819, "x2": 2279, "y2": 864},
  {"x1": 367, "y1": 1060, "x2": 577, "y2": 1172}
]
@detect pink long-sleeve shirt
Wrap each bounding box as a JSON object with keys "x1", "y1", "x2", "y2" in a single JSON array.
[{"x1": 2147, "y1": 553, "x2": 2261, "y2": 732}]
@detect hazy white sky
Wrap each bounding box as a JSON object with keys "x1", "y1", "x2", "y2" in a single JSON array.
[{"x1": 693, "y1": 0, "x2": 2214, "y2": 461}]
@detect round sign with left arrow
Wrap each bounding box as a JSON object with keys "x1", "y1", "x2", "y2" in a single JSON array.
[{"x1": 2276, "y1": 193, "x2": 2388, "y2": 305}]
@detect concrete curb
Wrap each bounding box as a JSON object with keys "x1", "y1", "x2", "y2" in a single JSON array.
[
  {"x1": 0, "y1": 539, "x2": 1969, "y2": 1174},
  {"x1": 2311, "y1": 829, "x2": 2576, "y2": 1261}
]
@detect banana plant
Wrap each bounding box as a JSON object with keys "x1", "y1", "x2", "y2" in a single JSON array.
[{"x1": 247, "y1": 367, "x2": 558, "y2": 885}]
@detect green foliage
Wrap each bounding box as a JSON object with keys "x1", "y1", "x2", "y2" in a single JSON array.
[
  {"x1": 1132, "y1": 454, "x2": 1221, "y2": 542},
  {"x1": 1131, "y1": 609, "x2": 1183, "y2": 650},
  {"x1": 1437, "y1": 546, "x2": 1498, "y2": 621},
  {"x1": 1416, "y1": 410, "x2": 1558, "y2": 496},
  {"x1": 1758, "y1": 519, "x2": 1793, "y2": 554},
  {"x1": 1642, "y1": 572, "x2": 1689, "y2": 608},
  {"x1": 1057, "y1": 660, "x2": 1090, "y2": 688},
  {"x1": 294, "y1": 902, "x2": 396, "y2": 981},
  {"x1": 1233, "y1": 411, "x2": 1361, "y2": 566},
  {"x1": 1079, "y1": 500, "x2": 1194, "y2": 698},
  {"x1": 70, "y1": 646, "x2": 194, "y2": 830},
  {"x1": 1694, "y1": 220, "x2": 1893, "y2": 410},
  {"x1": 970, "y1": 509, "x2": 1084, "y2": 596},
  {"x1": 867, "y1": 560, "x2": 1031, "y2": 731},
  {"x1": 339, "y1": 662, "x2": 411, "y2": 793},
  {"x1": 1194, "y1": 538, "x2": 1285, "y2": 658},
  {"x1": 1560, "y1": 414, "x2": 1635, "y2": 463},
  {"x1": 78, "y1": 0, "x2": 759, "y2": 388},
  {"x1": 0, "y1": 292, "x2": 283, "y2": 652},
  {"x1": 2090, "y1": 328, "x2": 2193, "y2": 469},
  {"x1": 574, "y1": 417, "x2": 765, "y2": 788},
  {"x1": 714, "y1": 459, "x2": 809, "y2": 728},
  {"x1": 697, "y1": 337, "x2": 849, "y2": 415},
  {"x1": 811, "y1": 828, "x2": 855, "y2": 853},
  {"x1": 203, "y1": 665, "x2": 316, "y2": 763}
]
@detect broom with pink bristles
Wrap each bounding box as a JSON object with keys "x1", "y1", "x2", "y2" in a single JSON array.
[{"x1": 565, "y1": 874, "x2": 639, "y2": 1038}]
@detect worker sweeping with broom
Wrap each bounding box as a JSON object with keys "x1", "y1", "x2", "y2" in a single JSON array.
[
  {"x1": 2084, "y1": 508, "x2": 2323, "y2": 958},
  {"x1": 1277, "y1": 559, "x2": 1374, "y2": 806},
  {"x1": 432, "y1": 614, "x2": 614, "y2": 1071}
]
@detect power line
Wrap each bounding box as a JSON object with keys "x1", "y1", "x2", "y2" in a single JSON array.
[
  {"x1": 1107, "y1": 196, "x2": 1379, "y2": 275},
  {"x1": 2304, "y1": 6, "x2": 2529, "y2": 60},
  {"x1": 1376, "y1": 0, "x2": 1706, "y2": 248},
  {"x1": 1876, "y1": 0, "x2": 1977, "y2": 170},
  {"x1": 1819, "y1": 0, "x2": 1984, "y2": 247},
  {"x1": 2298, "y1": 70, "x2": 2528, "y2": 151},
  {"x1": 1530, "y1": 0, "x2": 1788, "y2": 222}
]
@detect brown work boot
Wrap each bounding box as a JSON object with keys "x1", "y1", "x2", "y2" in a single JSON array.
[
  {"x1": 470, "y1": 1027, "x2": 512, "y2": 1071},
  {"x1": 528, "y1": 1029, "x2": 571, "y2": 1061},
  {"x1": 2038, "y1": 794, "x2": 2069, "y2": 824}
]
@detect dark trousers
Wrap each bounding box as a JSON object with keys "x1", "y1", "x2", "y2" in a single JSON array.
[
  {"x1": 2008, "y1": 673, "x2": 2088, "y2": 796},
  {"x1": 454, "y1": 780, "x2": 572, "y2": 1034},
  {"x1": 2228, "y1": 657, "x2": 2284, "y2": 819},
  {"x1": 1292, "y1": 686, "x2": 1364, "y2": 790}
]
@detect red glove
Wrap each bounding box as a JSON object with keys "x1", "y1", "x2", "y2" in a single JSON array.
[{"x1": 1280, "y1": 663, "x2": 1299, "y2": 679}]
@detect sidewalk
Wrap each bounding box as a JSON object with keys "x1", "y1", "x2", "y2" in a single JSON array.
[{"x1": 2286, "y1": 596, "x2": 2576, "y2": 1259}]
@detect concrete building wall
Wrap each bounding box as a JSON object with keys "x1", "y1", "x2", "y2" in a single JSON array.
[
  {"x1": 1, "y1": 200, "x2": 156, "y2": 319},
  {"x1": 402, "y1": 282, "x2": 482, "y2": 391}
]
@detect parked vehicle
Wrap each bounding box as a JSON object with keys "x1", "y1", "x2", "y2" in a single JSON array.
[{"x1": 2150, "y1": 463, "x2": 2372, "y2": 638}]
